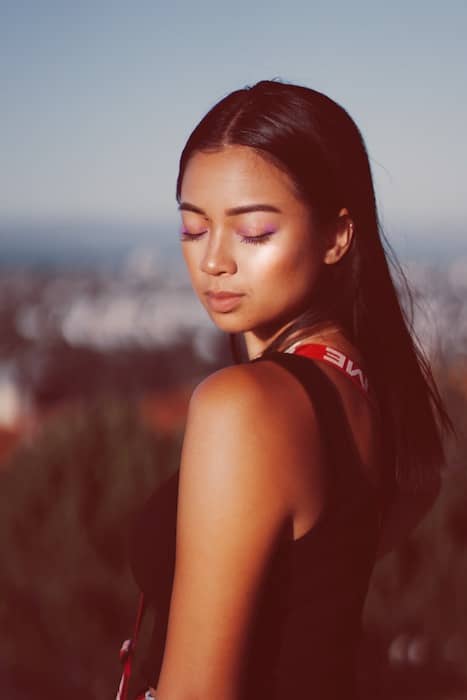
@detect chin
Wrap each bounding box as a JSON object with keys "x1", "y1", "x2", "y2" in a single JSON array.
[
  {"x1": 201, "y1": 306, "x2": 247, "y2": 332},
  {"x1": 206, "y1": 315, "x2": 249, "y2": 334},
  {"x1": 209, "y1": 314, "x2": 283, "y2": 341}
]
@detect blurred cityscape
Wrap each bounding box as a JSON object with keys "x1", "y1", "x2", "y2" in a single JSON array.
[
  {"x1": 0, "y1": 247, "x2": 227, "y2": 453},
  {"x1": 0, "y1": 246, "x2": 466, "y2": 699},
  {"x1": 1, "y1": 247, "x2": 466, "y2": 434}
]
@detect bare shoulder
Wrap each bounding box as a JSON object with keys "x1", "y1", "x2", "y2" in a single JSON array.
[
  {"x1": 186, "y1": 361, "x2": 309, "y2": 468},
  {"x1": 191, "y1": 360, "x2": 277, "y2": 402},
  {"x1": 183, "y1": 360, "x2": 323, "y2": 516},
  {"x1": 190, "y1": 359, "x2": 318, "y2": 429}
]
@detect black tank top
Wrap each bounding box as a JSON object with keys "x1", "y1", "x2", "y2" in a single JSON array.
[{"x1": 129, "y1": 350, "x2": 383, "y2": 699}]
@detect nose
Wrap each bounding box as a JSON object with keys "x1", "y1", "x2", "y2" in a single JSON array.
[{"x1": 200, "y1": 230, "x2": 237, "y2": 276}]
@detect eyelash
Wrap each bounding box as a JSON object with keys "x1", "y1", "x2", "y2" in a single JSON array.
[{"x1": 179, "y1": 230, "x2": 275, "y2": 245}]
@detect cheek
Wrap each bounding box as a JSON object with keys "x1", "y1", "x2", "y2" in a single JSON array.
[{"x1": 244, "y1": 242, "x2": 312, "y2": 287}]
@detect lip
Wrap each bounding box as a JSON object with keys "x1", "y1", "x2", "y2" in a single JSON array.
[
  {"x1": 207, "y1": 291, "x2": 243, "y2": 299},
  {"x1": 206, "y1": 291, "x2": 244, "y2": 313}
]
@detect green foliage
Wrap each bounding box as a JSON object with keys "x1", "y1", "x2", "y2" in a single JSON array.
[{"x1": 0, "y1": 396, "x2": 182, "y2": 699}]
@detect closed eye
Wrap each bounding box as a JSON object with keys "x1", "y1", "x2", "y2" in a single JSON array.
[
  {"x1": 240, "y1": 231, "x2": 275, "y2": 245},
  {"x1": 180, "y1": 230, "x2": 207, "y2": 241},
  {"x1": 179, "y1": 230, "x2": 275, "y2": 245}
]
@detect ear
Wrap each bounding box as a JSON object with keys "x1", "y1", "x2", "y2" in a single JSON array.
[{"x1": 323, "y1": 208, "x2": 355, "y2": 265}]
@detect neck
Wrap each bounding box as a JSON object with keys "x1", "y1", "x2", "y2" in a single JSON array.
[{"x1": 243, "y1": 322, "x2": 347, "y2": 361}]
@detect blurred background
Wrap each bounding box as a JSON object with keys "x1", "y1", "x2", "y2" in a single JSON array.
[{"x1": 1, "y1": 1, "x2": 466, "y2": 698}]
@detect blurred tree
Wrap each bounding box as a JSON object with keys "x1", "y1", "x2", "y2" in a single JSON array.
[{"x1": 0, "y1": 396, "x2": 182, "y2": 699}]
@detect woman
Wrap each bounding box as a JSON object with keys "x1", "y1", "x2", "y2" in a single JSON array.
[{"x1": 129, "y1": 79, "x2": 452, "y2": 700}]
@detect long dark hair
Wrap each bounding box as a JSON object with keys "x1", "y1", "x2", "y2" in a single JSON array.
[{"x1": 175, "y1": 78, "x2": 452, "y2": 495}]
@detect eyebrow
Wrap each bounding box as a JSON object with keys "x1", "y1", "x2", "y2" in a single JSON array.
[{"x1": 178, "y1": 202, "x2": 282, "y2": 216}]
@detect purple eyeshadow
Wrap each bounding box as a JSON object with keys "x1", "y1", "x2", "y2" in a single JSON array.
[{"x1": 238, "y1": 225, "x2": 278, "y2": 236}]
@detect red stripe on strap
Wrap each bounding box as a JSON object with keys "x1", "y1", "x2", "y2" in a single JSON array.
[
  {"x1": 286, "y1": 343, "x2": 369, "y2": 395},
  {"x1": 116, "y1": 593, "x2": 146, "y2": 700}
]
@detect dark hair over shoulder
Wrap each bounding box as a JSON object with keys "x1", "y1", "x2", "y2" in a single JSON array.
[{"x1": 175, "y1": 78, "x2": 453, "y2": 497}]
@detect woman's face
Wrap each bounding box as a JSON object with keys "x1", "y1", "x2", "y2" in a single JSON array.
[{"x1": 178, "y1": 145, "x2": 328, "y2": 357}]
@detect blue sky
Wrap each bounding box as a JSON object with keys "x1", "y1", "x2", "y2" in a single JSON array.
[{"x1": 2, "y1": 0, "x2": 466, "y2": 256}]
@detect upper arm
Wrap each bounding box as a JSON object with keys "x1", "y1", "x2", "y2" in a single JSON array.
[{"x1": 153, "y1": 365, "x2": 300, "y2": 700}]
